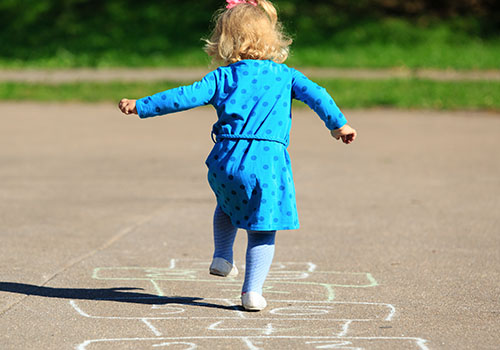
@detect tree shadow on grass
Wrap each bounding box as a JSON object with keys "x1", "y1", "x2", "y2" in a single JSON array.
[{"x1": 0, "y1": 282, "x2": 241, "y2": 311}]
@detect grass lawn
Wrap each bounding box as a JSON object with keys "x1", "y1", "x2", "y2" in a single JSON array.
[
  {"x1": 0, "y1": 79, "x2": 497, "y2": 110},
  {"x1": 1, "y1": 18, "x2": 498, "y2": 70}
]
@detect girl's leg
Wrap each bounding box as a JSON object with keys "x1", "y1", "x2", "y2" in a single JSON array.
[
  {"x1": 210, "y1": 205, "x2": 238, "y2": 277},
  {"x1": 213, "y1": 205, "x2": 238, "y2": 262},
  {"x1": 242, "y1": 230, "x2": 276, "y2": 295}
]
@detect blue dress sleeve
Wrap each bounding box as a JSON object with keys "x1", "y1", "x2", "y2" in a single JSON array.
[
  {"x1": 291, "y1": 69, "x2": 347, "y2": 130},
  {"x1": 136, "y1": 71, "x2": 218, "y2": 118}
]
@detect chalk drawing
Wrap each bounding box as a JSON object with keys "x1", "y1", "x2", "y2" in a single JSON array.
[
  {"x1": 92, "y1": 262, "x2": 377, "y2": 302},
  {"x1": 76, "y1": 336, "x2": 430, "y2": 350},
  {"x1": 72, "y1": 260, "x2": 429, "y2": 349},
  {"x1": 169, "y1": 259, "x2": 177, "y2": 269},
  {"x1": 307, "y1": 263, "x2": 317, "y2": 272},
  {"x1": 336, "y1": 320, "x2": 353, "y2": 337},
  {"x1": 222, "y1": 298, "x2": 247, "y2": 319},
  {"x1": 270, "y1": 305, "x2": 348, "y2": 317},
  {"x1": 142, "y1": 319, "x2": 162, "y2": 337},
  {"x1": 151, "y1": 305, "x2": 186, "y2": 315},
  {"x1": 305, "y1": 340, "x2": 362, "y2": 349},
  {"x1": 207, "y1": 320, "x2": 277, "y2": 335},
  {"x1": 152, "y1": 342, "x2": 197, "y2": 349},
  {"x1": 242, "y1": 337, "x2": 262, "y2": 350},
  {"x1": 260, "y1": 286, "x2": 291, "y2": 296},
  {"x1": 69, "y1": 299, "x2": 394, "y2": 321}
]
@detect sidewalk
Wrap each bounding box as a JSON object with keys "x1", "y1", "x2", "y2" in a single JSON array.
[{"x1": 0, "y1": 67, "x2": 499, "y2": 83}]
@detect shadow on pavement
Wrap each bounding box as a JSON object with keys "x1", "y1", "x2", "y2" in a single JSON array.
[{"x1": 0, "y1": 282, "x2": 240, "y2": 311}]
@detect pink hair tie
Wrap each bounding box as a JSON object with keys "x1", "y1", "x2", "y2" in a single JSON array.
[{"x1": 226, "y1": 0, "x2": 257, "y2": 9}]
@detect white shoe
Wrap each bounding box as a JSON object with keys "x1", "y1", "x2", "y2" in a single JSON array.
[
  {"x1": 241, "y1": 292, "x2": 267, "y2": 311},
  {"x1": 209, "y1": 257, "x2": 238, "y2": 277}
]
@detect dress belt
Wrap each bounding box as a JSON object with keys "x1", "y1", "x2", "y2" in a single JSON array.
[{"x1": 212, "y1": 132, "x2": 288, "y2": 147}]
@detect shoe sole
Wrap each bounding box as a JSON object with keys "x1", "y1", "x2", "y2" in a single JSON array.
[
  {"x1": 209, "y1": 266, "x2": 238, "y2": 277},
  {"x1": 209, "y1": 269, "x2": 227, "y2": 277},
  {"x1": 242, "y1": 305, "x2": 264, "y2": 311}
]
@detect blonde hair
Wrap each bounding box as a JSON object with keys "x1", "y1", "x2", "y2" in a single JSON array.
[{"x1": 204, "y1": 0, "x2": 292, "y2": 65}]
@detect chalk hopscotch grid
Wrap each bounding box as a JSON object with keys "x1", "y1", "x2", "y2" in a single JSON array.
[{"x1": 72, "y1": 260, "x2": 430, "y2": 349}]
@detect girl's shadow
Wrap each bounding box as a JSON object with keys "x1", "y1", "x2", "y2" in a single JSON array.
[{"x1": 0, "y1": 282, "x2": 240, "y2": 311}]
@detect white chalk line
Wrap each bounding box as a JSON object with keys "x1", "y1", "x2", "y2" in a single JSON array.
[
  {"x1": 169, "y1": 259, "x2": 177, "y2": 269},
  {"x1": 305, "y1": 340, "x2": 361, "y2": 349},
  {"x1": 76, "y1": 336, "x2": 429, "y2": 350},
  {"x1": 153, "y1": 341, "x2": 197, "y2": 349},
  {"x1": 141, "y1": 318, "x2": 162, "y2": 337},
  {"x1": 242, "y1": 337, "x2": 262, "y2": 350},
  {"x1": 150, "y1": 280, "x2": 165, "y2": 297},
  {"x1": 70, "y1": 300, "x2": 91, "y2": 318},
  {"x1": 208, "y1": 320, "x2": 278, "y2": 336},
  {"x1": 222, "y1": 298, "x2": 247, "y2": 319},
  {"x1": 336, "y1": 320, "x2": 353, "y2": 337},
  {"x1": 150, "y1": 305, "x2": 186, "y2": 315},
  {"x1": 260, "y1": 290, "x2": 291, "y2": 295},
  {"x1": 267, "y1": 271, "x2": 311, "y2": 279}
]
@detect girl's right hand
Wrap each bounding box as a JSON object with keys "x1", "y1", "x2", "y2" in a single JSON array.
[
  {"x1": 119, "y1": 98, "x2": 138, "y2": 115},
  {"x1": 331, "y1": 124, "x2": 357, "y2": 144}
]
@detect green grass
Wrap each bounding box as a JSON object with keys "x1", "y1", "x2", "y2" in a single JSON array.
[
  {"x1": 0, "y1": 81, "x2": 180, "y2": 103},
  {"x1": 0, "y1": 18, "x2": 498, "y2": 70},
  {"x1": 318, "y1": 79, "x2": 499, "y2": 110},
  {"x1": 287, "y1": 42, "x2": 500, "y2": 69},
  {"x1": 1, "y1": 41, "x2": 498, "y2": 70},
  {"x1": 0, "y1": 49, "x2": 212, "y2": 69},
  {"x1": 0, "y1": 79, "x2": 498, "y2": 110},
  {"x1": 288, "y1": 18, "x2": 500, "y2": 70}
]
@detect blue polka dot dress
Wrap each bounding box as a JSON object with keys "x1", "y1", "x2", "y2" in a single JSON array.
[{"x1": 136, "y1": 60, "x2": 347, "y2": 231}]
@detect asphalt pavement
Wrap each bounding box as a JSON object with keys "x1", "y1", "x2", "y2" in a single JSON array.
[{"x1": 1, "y1": 102, "x2": 499, "y2": 349}]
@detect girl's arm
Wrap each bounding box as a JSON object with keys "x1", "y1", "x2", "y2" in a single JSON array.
[
  {"x1": 291, "y1": 69, "x2": 356, "y2": 144},
  {"x1": 119, "y1": 71, "x2": 218, "y2": 119}
]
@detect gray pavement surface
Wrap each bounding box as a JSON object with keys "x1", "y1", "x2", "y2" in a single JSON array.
[
  {"x1": 1, "y1": 103, "x2": 499, "y2": 349},
  {"x1": 0, "y1": 68, "x2": 499, "y2": 83}
]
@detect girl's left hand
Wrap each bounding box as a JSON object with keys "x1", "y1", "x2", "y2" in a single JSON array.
[
  {"x1": 118, "y1": 98, "x2": 138, "y2": 115},
  {"x1": 331, "y1": 124, "x2": 357, "y2": 144}
]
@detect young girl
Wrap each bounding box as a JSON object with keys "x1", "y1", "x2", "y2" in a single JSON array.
[{"x1": 119, "y1": 0, "x2": 356, "y2": 311}]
